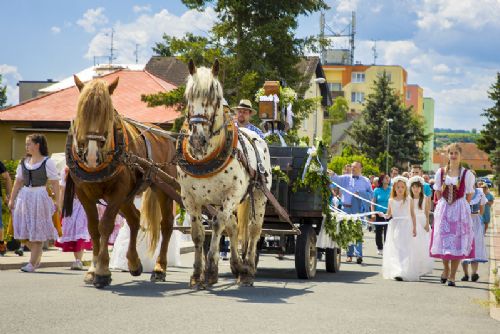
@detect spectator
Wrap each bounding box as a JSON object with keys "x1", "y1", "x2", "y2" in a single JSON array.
[
  {"x1": 390, "y1": 167, "x2": 399, "y2": 180},
  {"x1": 481, "y1": 183, "x2": 494, "y2": 234},
  {"x1": 0, "y1": 161, "x2": 13, "y2": 256},
  {"x1": 371, "y1": 173, "x2": 391, "y2": 255}
]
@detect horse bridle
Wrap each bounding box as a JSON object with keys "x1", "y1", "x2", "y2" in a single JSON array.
[{"x1": 186, "y1": 106, "x2": 228, "y2": 137}]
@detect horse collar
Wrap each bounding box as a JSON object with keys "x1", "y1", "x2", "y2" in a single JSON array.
[{"x1": 176, "y1": 117, "x2": 238, "y2": 178}]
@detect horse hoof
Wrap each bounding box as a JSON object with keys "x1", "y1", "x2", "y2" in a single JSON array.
[
  {"x1": 206, "y1": 276, "x2": 218, "y2": 286},
  {"x1": 93, "y1": 275, "x2": 112, "y2": 289},
  {"x1": 237, "y1": 275, "x2": 255, "y2": 287},
  {"x1": 189, "y1": 276, "x2": 206, "y2": 290},
  {"x1": 130, "y1": 264, "x2": 143, "y2": 277},
  {"x1": 150, "y1": 271, "x2": 166, "y2": 282},
  {"x1": 84, "y1": 272, "x2": 95, "y2": 285}
]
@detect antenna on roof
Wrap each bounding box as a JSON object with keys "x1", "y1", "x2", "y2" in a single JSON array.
[
  {"x1": 134, "y1": 44, "x2": 139, "y2": 64},
  {"x1": 109, "y1": 28, "x2": 117, "y2": 65}
]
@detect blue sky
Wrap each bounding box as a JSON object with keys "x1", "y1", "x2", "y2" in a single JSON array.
[{"x1": 1, "y1": 0, "x2": 499, "y2": 130}]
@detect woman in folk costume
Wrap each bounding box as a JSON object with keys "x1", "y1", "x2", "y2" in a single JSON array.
[
  {"x1": 54, "y1": 168, "x2": 92, "y2": 270},
  {"x1": 461, "y1": 181, "x2": 488, "y2": 282},
  {"x1": 382, "y1": 176, "x2": 420, "y2": 281},
  {"x1": 430, "y1": 143, "x2": 475, "y2": 286},
  {"x1": 8, "y1": 134, "x2": 60, "y2": 272},
  {"x1": 408, "y1": 175, "x2": 434, "y2": 277}
]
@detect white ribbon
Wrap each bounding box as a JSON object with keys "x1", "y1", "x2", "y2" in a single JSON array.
[
  {"x1": 286, "y1": 103, "x2": 293, "y2": 128},
  {"x1": 330, "y1": 178, "x2": 388, "y2": 210},
  {"x1": 301, "y1": 146, "x2": 324, "y2": 181}
]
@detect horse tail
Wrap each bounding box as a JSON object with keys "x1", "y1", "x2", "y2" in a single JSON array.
[
  {"x1": 62, "y1": 174, "x2": 75, "y2": 217},
  {"x1": 237, "y1": 198, "x2": 250, "y2": 256},
  {"x1": 141, "y1": 188, "x2": 162, "y2": 254}
]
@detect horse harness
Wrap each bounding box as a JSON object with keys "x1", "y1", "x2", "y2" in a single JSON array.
[{"x1": 176, "y1": 115, "x2": 293, "y2": 225}]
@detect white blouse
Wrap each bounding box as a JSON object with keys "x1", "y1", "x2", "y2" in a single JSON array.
[
  {"x1": 15, "y1": 157, "x2": 60, "y2": 181},
  {"x1": 433, "y1": 167, "x2": 475, "y2": 194}
]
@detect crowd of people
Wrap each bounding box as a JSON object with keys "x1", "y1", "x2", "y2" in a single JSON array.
[
  {"x1": 328, "y1": 143, "x2": 495, "y2": 286},
  {"x1": 0, "y1": 131, "x2": 496, "y2": 288}
]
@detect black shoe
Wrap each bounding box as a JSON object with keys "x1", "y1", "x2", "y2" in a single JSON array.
[
  {"x1": 471, "y1": 273, "x2": 479, "y2": 282},
  {"x1": 356, "y1": 257, "x2": 363, "y2": 264},
  {"x1": 461, "y1": 275, "x2": 469, "y2": 281},
  {"x1": 440, "y1": 275, "x2": 447, "y2": 284},
  {"x1": 395, "y1": 276, "x2": 403, "y2": 281},
  {"x1": 14, "y1": 248, "x2": 24, "y2": 256},
  {"x1": 447, "y1": 280, "x2": 456, "y2": 287}
]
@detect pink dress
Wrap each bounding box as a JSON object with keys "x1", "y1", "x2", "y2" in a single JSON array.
[
  {"x1": 430, "y1": 168, "x2": 475, "y2": 260},
  {"x1": 55, "y1": 192, "x2": 93, "y2": 252},
  {"x1": 97, "y1": 201, "x2": 125, "y2": 245}
]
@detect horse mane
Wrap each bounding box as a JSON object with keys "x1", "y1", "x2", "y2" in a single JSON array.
[
  {"x1": 185, "y1": 67, "x2": 223, "y2": 108},
  {"x1": 73, "y1": 80, "x2": 115, "y2": 148}
]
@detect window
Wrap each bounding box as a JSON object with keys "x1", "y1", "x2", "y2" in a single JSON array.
[
  {"x1": 351, "y1": 92, "x2": 365, "y2": 103},
  {"x1": 328, "y1": 82, "x2": 342, "y2": 92},
  {"x1": 378, "y1": 71, "x2": 392, "y2": 82},
  {"x1": 351, "y1": 72, "x2": 365, "y2": 83},
  {"x1": 406, "y1": 90, "x2": 411, "y2": 100}
]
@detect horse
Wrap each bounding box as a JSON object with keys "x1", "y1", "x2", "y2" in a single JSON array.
[
  {"x1": 177, "y1": 59, "x2": 272, "y2": 287},
  {"x1": 63, "y1": 75, "x2": 177, "y2": 288}
]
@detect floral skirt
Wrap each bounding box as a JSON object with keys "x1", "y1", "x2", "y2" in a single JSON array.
[
  {"x1": 13, "y1": 187, "x2": 57, "y2": 242},
  {"x1": 430, "y1": 198, "x2": 474, "y2": 260}
]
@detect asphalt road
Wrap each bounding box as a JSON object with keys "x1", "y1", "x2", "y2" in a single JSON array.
[{"x1": 1, "y1": 232, "x2": 497, "y2": 334}]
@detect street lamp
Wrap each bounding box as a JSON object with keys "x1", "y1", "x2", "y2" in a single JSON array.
[
  {"x1": 385, "y1": 118, "x2": 394, "y2": 175},
  {"x1": 313, "y1": 77, "x2": 326, "y2": 140}
]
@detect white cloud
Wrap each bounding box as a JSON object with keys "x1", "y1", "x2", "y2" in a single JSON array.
[
  {"x1": 0, "y1": 64, "x2": 22, "y2": 106},
  {"x1": 432, "y1": 63, "x2": 450, "y2": 74},
  {"x1": 51, "y1": 26, "x2": 61, "y2": 34},
  {"x1": 337, "y1": 0, "x2": 359, "y2": 13},
  {"x1": 84, "y1": 8, "x2": 217, "y2": 64},
  {"x1": 416, "y1": 0, "x2": 500, "y2": 30},
  {"x1": 133, "y1": 5, "x2": 151, "y2": 13},
  {"x1": 371, "y1": 4, "x2": 383, "y2": 13},
  {"x1": 77, "y1": 7, "x2": 109, "y2": 33}
]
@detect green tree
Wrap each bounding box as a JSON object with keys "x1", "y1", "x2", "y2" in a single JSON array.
[
  {"x1": 180, "y1": 0, "x2": 328, "y2": 98},
  {"x1": 323, "y1": 96, "x2": 348, "y2": 146},
  {"x1": 328, "y1": 147, "x2": 380, "y2": 177},
  {"x1": 0, "y1": 74, "x2": 7, "y2": 109},
  {"x1": 477, "y1": 72, "x2": 500, "y2": 189},
  {"x1": 348, "y1": 72, "x2": 429, "y2": 168}
]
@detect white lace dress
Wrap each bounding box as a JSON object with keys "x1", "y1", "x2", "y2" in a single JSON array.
[
  {"x1": 13, "y1": 157, "x2": 59, "y2": 241},
  {"x1": 382, "y1": 198, "x2": 421, "y2": 281},
  {"x1": 413, "y1": 198, "x2": 434, "y2": 276}
]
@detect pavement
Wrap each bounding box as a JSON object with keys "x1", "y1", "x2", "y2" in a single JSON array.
[
  {"x1": 488, "y1": 198, "x2": 500, "y2": 320},
  {"x1": 0, "y1": 239, "x2": 195, "y2": 270}
]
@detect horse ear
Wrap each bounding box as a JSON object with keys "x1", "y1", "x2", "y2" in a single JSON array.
[
  {"x1": 212, "y1": 59, "x2": 219, "y2": 77},
  {"x1": 108, "y1": 77, "x2": 119, "y2": 95},
  {"x1": 74, "y1": 75, "x2": 84, "y2": 92},
  {"x1": 188, "y1": 59, "x2": 196, "y2": 75}
]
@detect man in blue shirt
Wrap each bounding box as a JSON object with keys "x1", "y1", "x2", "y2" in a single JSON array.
[
  {"x1": 234, "y1": 99, "x2": 265, "y2": 139},
  {"x1": 330, "y1": 161, "x2": 373, "y2": 264}
]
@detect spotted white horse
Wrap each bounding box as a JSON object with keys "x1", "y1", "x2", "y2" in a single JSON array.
[{"x1": 177, "y1": 60, "x2": 271, "y2": 288}]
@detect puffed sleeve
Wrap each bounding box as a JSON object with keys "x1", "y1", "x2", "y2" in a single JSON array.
[
  {"x1": 465, "y1": 169, "x2": 475, "y2": 194},
  {"x1": 15, "y1": 162, "x2": 23, "y2": 180},
  {"x1": 433, "y1": 168, "x2": 442, "y2": 191},
  {"x1": 45, "y1": 158, "x2": 60, "y2": 181}
]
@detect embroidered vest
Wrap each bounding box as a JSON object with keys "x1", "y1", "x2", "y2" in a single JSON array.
[
  {"x1": 441, "y1": 167, "x2": 467, "y2": 205},
  {"x1": 22, "y1": 158, "x2": 48, "y2": 187}
]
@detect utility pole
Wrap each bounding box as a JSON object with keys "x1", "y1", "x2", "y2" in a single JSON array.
[
  {"x1": 350, "y1": 11, "x2": 356, "y2": 65},
  {"x1": 109, "y1": 28, "x2": 116, "y2": 65},
  {"x1": 134, "y1": 44, "x2": 139, "y2": 64},
  {"x1": 372, "y1": 40, "x2": 378, "y2": 65}
]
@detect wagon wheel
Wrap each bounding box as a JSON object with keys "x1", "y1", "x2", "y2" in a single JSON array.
[
  {"x1": 325, "y1": 247, "x2": 341, "y2": 273},
  {"x1": 295, "y1": 225, "x2": 317, "y2": 279}
]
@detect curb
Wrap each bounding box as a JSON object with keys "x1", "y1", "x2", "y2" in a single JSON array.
[
  {"x1": 489, "y1": 200, "x2": 500, "y2": 321},
  {"x1": 0, "y1": 245, "x2": 194, "y2": 271}
]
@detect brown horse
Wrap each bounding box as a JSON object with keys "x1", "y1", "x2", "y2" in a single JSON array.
[{"x1": 63, "y1": 75, "x2": 177, "y2": 288}]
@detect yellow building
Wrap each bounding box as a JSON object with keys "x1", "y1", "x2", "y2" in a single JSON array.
[{"x1": 323, "y1": 64, "x2": 408, "y2": 113}]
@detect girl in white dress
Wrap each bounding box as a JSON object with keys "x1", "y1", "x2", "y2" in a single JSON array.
[
  {"x1": 382, "y1": 176, "x2": 419, "y2": 281},
  {"x1": 409, "y1": 176, "x2": 434, "y2": 276},
  {"x1": 8, "y1": 134, "x2": 60, "y2": 272}
]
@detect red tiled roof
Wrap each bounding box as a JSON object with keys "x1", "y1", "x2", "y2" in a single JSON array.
[
  {"x1": 433, "y1": 143, "x2": 492, "y2": 170},
  {"x1": 0, "y1": 70, "x2": 180, "y2": 124}
]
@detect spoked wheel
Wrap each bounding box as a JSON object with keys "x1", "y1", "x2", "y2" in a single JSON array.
[
  {"x1": 295, "y1": 225, "x2": 317, "y2": 279},
  {"x1": 325, "y1": 247, "x2": 341, "y2": 273}
]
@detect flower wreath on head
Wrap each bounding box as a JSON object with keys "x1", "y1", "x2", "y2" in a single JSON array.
[
  {"x1": 408, "y1": 175, "x2": 425, "y2": 187},
  {"x1": 392, "y1": 175, "x2": 409, "y2": 188}
]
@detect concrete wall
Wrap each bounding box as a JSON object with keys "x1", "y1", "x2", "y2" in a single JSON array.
[
  {"x1": 18, "y1": 81, "x2": 55, "y2": 103},
  {"x1": 297, "y1": 74, "x2": 324, "y2": 144},
  {"x1": 423, "y1": 97, "x2": 435, "y2": 172}
]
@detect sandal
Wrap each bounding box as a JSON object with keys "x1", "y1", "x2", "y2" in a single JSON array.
[
  {"x1": 440, "y1": 275, "x2": 448, "y2": 284},
  {"x1": 347, "y1": 256, "x2": 353, "y2": 263}
]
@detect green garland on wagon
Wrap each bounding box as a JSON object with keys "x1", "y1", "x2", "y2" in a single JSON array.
[{"x1": 292, "y1": 142, "x2": 363, "y2": 249}]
